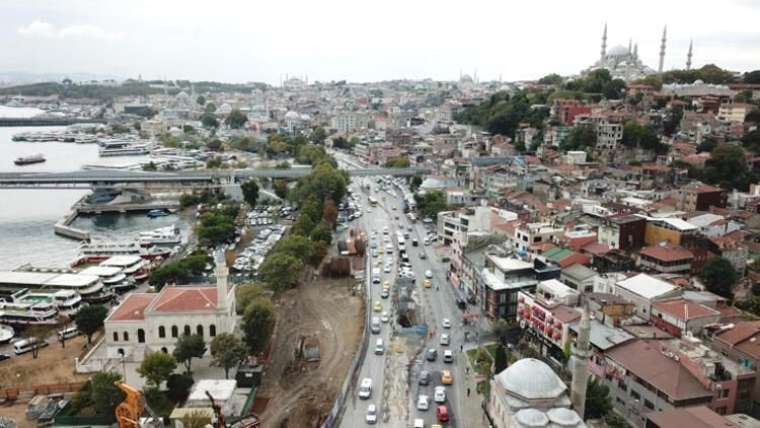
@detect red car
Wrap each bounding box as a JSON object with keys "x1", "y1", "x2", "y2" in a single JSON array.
[{"x1": 436, "y1": 405, "x2": 449, "y2": 422}]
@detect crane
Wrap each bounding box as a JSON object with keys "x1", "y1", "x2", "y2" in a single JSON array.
[{"x1": 114, "y1": 382, "x2": 163, "y2": 428}]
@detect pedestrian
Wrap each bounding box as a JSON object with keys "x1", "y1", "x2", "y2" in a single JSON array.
[
  {"x1": 465, "y1": 367, "x2": 469, "y2": 375},
  {"x1": 460, "y1": 344, "x2": 463, "y2": 352},
  {"x1": 467, "y1": 387, "x2": 471, "y2": 397}
]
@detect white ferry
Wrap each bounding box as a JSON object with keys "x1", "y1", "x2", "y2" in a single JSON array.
[
  {"x1": 0, "y1": 269, "x2": 113, "y2": 304},
  {"x1": 79, "y1": 266, "x2": 135, "y2": 294},
  {"x1": 99, "y1": 255, "x2": 149, "y2": 281},
  {"x1": 139, "y1": 224, "x2": 181, "y2": 247},
  {"x1": 71, "y1": 240, "x2": 171, "y2": 266},
  {"x1": 98, "y1": 141, "x2": 155, "y2": 157}
]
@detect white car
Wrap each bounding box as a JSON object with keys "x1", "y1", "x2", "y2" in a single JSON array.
[
  {"x1": 381, "y1": 311, "x2": 390, "y2": 323},
  {"x1": 366, "y1": 404, "x2": 378, "y2": 424},
  {"x1": 425, "y1": 270, "x2": 433, "y2": 279},
  {"x1": 434, "y1": 386, "x2": 446, "y2": 403},
  {"x1": 384, "y1": 264, "x2": 392, "y2": 273},
  {"x1": 442, "y1": 318, "x2": 451, "y2": 329},
  {"x1": 416, "y1": 394, "x2": 430, "y2": 411},
  {"x1": 359, "y1": 378, "x2": 372, "y2": 399},
  {"x1": 440, "y1": 333, "x2": 450, "y2": 346}
]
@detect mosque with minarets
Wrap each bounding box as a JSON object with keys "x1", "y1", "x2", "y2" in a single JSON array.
[{"x1": 581, "y1": 23, "x2": 691, "y2": 82}]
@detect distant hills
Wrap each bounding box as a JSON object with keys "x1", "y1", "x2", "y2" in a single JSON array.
[{"x1": 0, "y1": 71, "x2": 123, "y2": 87}]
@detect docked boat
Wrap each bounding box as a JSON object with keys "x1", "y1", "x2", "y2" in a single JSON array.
[
  {"x1": 98, "y1": 141, "x2": 154, "y2": 157},
  {"x1": 146, "y1": 209, "x2": 170, "y2": 218},
  {"x1": 0, "y1": 324, "x2": 15, "y2": 344},
  {"x1": 3, "y1": 267, "x2": 113, "y2": 304},
  {"x1": 99, "y1": 255, "x2": 149, "y2": 281},
  {"x1": 0, "y1": 301, "x2": 58, "y2": 326},
  {"x1": 79, "y1": 266, "x2": 135, "y2": 294},
  {"x1": 70, "y1": 240, "x2": 171, "y2": 266},
  {"x1": 14, "y1": 154, "x2": 46, "y2": 166},
  {"x1": 139, "y1": 224, "x2": 181, "y2": 246}
]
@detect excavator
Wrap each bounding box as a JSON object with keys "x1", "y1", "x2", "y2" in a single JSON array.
[{"x1": 115, "y1": 382, "x2": 261, "y2": 428}]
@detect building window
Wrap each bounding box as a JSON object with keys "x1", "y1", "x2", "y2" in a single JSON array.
[
  {"x1": 719, "y1": 388, "x2": 730, "y2": 398},
  {"x1": 113, "y1": 332, "x2": 119, "y2": 342},
  {"x1": 644, "y1": 400, "x2": 654, "y2": 410},
  {"x1": 616, "y1": 397, "x2": 625, "y2": 405},
  {"x1": 631, "y1": 390, "x2": 640, "y2": 400},
  {"x1": 161, "y1": 347, "x2": 168, "y2": 353},
  {"x1": 209, "y1": 324, "x2": 217, "y2": 337},
  {"x1": 118, "y1": 348, "x2": 124, "y2": 357},
  {"x1": 171, "y1": 326, "x2": 178, "y2": 338},
  {"x1": 184, "y1": 325, "x2": 191, "y2": 336},
  {"x1": 196, "y1": 325, "x2": 203, "y2": 337},
  {"x1": 123, "y1": 331, "x2": 129, "y2": 341},
  {"x1": 158, "y1": 326, "x2": 166, "y2": 338},
  {"x1": 618, "y1": 380, "x2": 627, "y2": 392},
  {"x1": 137, "y1": 329, "x2": 145, "y2": 343}
]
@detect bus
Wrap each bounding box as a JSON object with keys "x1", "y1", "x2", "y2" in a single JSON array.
[
  {"x1": 368, "y1": 196, "x2": 378, "y2": 207},
  {"x1": 13, "y1": 337, "x2": 49, "y2": 355}
]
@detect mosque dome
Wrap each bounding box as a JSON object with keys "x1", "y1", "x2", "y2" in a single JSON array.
[
  {"x1": 284, "y1": 110, "x2": 300, "y2": 120},
  {"x1": 496, "y1": 358, "x2": 566, "y2": 400},
  {"x1": 515, "y1": 409, "x2": 550, "y2": 427},
  {"x1": 460, "y1": 74, "x2": 474, "y2": 83},
  {"x1": 547, "y1": 408, "x2": 582, "y2": 427},
  {"x1": 608, "y1": 45, "x2": 630, "y2": 57}
]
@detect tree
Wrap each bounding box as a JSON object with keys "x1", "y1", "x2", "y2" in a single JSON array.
[
  {"x1": 201, "y1": 112, "x2": 219, "y2": 129},
  {"x1": 225, "y1": 109, "x2": 248, "y2": 129},
  {"x1": 410, "y1": 175, "x2": 423, "y2": 191},
  {"x1": 385, "y1": 156, "x2": 411, "y2": 168},
  {"x1": 242, "y1": 298, "x2": 276, "y2": 354},
  {"x1": 273, "y1": 179, "x2": 289, "y2": 199},
  {"x1": 703, "y1": 144, "x2": 750, "y2": 191},
  {"x1": 236, "y1": 284, "x2": 264, "y2": 315},
  {"x1": 310, "y1": 221, "x2": 333, "y2": 245},
  {"x1": 196, "y1": 95, "x2": 206, "y2": 106},
  {"x1": 90, "y1": 371, "x2": 125, "y2": 421},
  {"x1": 746, "y1": 109, "x2": 760, "y2": 125},
  {"x1": 138, "y1": 352, "x2": 178, "y2": 387},
  {"x1": 584, "y1": 378, "x2": 613, "y2": 420},
  {"x1": 745, "y1": 70, "x2": 760, "y2": 84},
  {"x1": 210, "y1": 333, "x2": 247, "y2": 379},
  {"x1": 491, "y1": 319, "x2": 511, "y2": 343},
  {"x1": 206, "y1": 139, "x2": 223, "y2": 151},
  {"x1": 142, "y1": 161, "x2": 158, "y2": 172},
  {"x1": 75, "y1": 305, "x2": 109, "y2": 344},
  {"x1": 206, "y1": 156, "x2": 223, "y2": 169},
  {"x1": 241, "y1": 179, "x2": 259, "y2": 208},
  {"x1": 621, "y1": 121, "x2": 667, "y2": 154},
  {"x1": 205, "y1": 102, "x2": 217, "y2": 113},
  {"x1": 322, "y1": 199, "x2": 338, "y2": 226},
  {"x1": 312, "y1": 127, "x2": 327, "y2": 145},
  {"x1": 538, "y1": 73, "x2": 563, "y2": 85},
  {"x1": 605, "y1": 412, "x2": 633, "y2": 428},
  {"x1": 701, "y1": 257, "x2": 737, "y2": 299},
  {"x1": 415, "y1": 191, "x2": 448, "y2": 220},
  {"x1": 560, "y1": 125, "x2": 597, "y2": 151},
  {"x1": 173, "y1": 334, "x2": 206, "y2": 373},
  {"x1": 27, "y1": 325, "x2": 50, "y2": 359},
  {"x1": 166, "y1": 373, "x2": 195, "y2": 403},
  {"x1": 259, "y1": 253, "x2": 303, "y2": 291}
]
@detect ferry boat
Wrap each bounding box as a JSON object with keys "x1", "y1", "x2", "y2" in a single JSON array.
[
  {"x1": 0, "y1": 301, "x2": 58, "y2": 326},
  {"x1": 139, "y1": 224, "x2": 181, "y2": 246},
  {"x1": 98, "y1": 141, "x2": 154, "y2": 157},
  {"x1": 9, "y1": 289, "x2": 84, "y2": 317},
  {"x1": 0, "y1": 324, "x2": 15, "y2": 344},
  {"x1": 146, "y1": 209, "x2": 170, "y2": 218},
  {"x1": 2, "y1": 267, "x2": 114, "y2": 304},
  {"x1": 79, "y1": 266, "x2": 135, "y2": 294},
  {"x1": 14, "y1": 154, "x2": 46, "y2": 166},
  {"x1": 70, "y1": 240, "x2": 171, "y2": 266},
  {"x1": 99, "y1": 255, "x2": 149, "y2": 281}
]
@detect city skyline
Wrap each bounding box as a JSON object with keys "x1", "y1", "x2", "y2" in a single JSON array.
[{"x1": 2, "y1": 0, "x2": 759, "y2": 85}]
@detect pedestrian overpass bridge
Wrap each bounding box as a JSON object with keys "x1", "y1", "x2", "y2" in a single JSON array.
[{"x1": 0, "y1": 166, "x2": 428, "y2": 189}]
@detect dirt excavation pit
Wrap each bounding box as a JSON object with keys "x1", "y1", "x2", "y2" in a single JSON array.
[{"x1": 257, "y1": 275, "x2": 363, "y2": 428}]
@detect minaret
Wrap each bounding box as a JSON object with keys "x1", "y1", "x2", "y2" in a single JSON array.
[
  {"x1": 633, "y1": 43, "x2": 639, "y2": 60},
  {"x1": 570, "y1": 302, "x2": 591, "y2": 419},
  {"x1": 658, "y1": 25, "x2": 667, "y2": 73},
  {"x1": 686, "y1": 39, "x2": 693, "y2": 70},
  {"x1": 600, "y1": 22, "x2": 608, "y2": 62},
  {"x1": 628, "y1": 38, "x2": 632, "y2": 54},
  {"x1": 214, "y1": 250, "x2": 229, "y2": 312}
]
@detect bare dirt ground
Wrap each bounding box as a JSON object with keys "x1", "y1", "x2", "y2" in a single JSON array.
[
  {"x1": 0, "y1": 335, "x2": 91, "y2": 428},
  {"x1": 257, "y1": 275, "x2": 363, "y2": 428}
]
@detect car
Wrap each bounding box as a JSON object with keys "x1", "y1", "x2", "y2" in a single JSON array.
[
  {"x1": 419, "y1": 252, "x2": 427, "y2": 259},
  {"x1": 426, "y1": 348, "x2": 438, "y2": 361},
  {"x1": 380, "y1": 289, "x2": 389, "y2": 299},
  {"x1": 434, "y1": 386, "x2": 446, "y2": 403},
  {"x1": 425, "y1": 270, "x2": 433, "y2": 279},
  {"x1": 436, "y1": 405, "x2": 449, "y2": 423},
  {"x1": 384, "y1": 265, "x2": 391, "y2": 273},
  {"x1": 392, "y1": 206, "x2": 397, "y2": 211},
  {"x1": 419, "y1": 370, "x2": 431, "y2": 386},
  {"x1": 443, "y1": 349, "x2": 454, "y2": 363},
  {"x1": 381, "y1": 311, "x2": 390, "y2": 323},
  {"x1": 413, "y1": 419, "x2": 424, "y2": 428},
  {"x1": 373, "y1": 301, "x2": 382, "y2": 312},
  {"x1": 359, "y1": 378, "x2": 372, "y2": 399},
  {"x1": 441, "y1": 369, "x2": 453, "y2": 385},
  {"x1": 372, "y1": 276, "x2": 381, "y2": 284},
  {"x1": 423, "y1": 217, "x2": 433, "y2": 224},
  {"x1": 366, "y1": 404, "x2": 378, "y2": 424},
  {"x1": 442, "y1": 318, "x2": 451, "y2": 329},
  {"x1": 0, "y1": 353, "x2": 11, "y2": 362},
  {"x1": 440, "y1": 333, "x2": 450, "y2": 346},
  {"x1": 423, "y1": 279, "x2": 432, "y2": 289},
  {"x1": 416, "y1": 394, "x2": 430, "y2": 411},
  {"x1": 374, "y1": 338, "x2": 384, "y2": 355}
]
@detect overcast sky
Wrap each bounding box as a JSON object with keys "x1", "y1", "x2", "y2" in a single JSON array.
[{"x1": 3, "y1": 0, "x2": 759, "y2": 84}]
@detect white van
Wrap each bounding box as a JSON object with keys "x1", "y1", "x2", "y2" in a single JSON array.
[
  {"x1": 374, "y1": 338, "x2": 384, "y2": 355},
  {"x1": 359, "y1": 377, "x2": 372, "y2": 399},
  {"x1": 57, "y1": 327, "x2": 80, "y2": 340},
  {"x1": 14, "y1": 337, "x2": 49, "y2": 355}
]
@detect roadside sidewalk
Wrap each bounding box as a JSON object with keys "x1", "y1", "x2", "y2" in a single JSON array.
[{"x1": 459, "y1": 343, "x2": 494, "y2": 428}]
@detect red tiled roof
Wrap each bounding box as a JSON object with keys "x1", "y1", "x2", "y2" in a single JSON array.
[
  {"x1": 716, "y1": 321, "x2": 760, "y2": 347},
  {"x1": 108, "y1": 293, "x2": 156, "y2": 321},
  {"x1": 606, "y1": 339, "x2": 712, "y2": 400},
  {"x1": 581, "y1": 242, "x2": 612, "y2": 256},
  {"x1": 549, "y1": 305, "x2": 581, "y2": 323},
  {"x1": 149, "y1": 287, "x2": 218, "y2": 313},
  {"x1": 646, "y1": 406, "x2": 738, "y2": 428},
  {"x1": 652, "y1": 299, "x2": 720, "y2": 321},
  {"x1": 640, "y1": 245, "x2": 694, "y2": 262}
]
